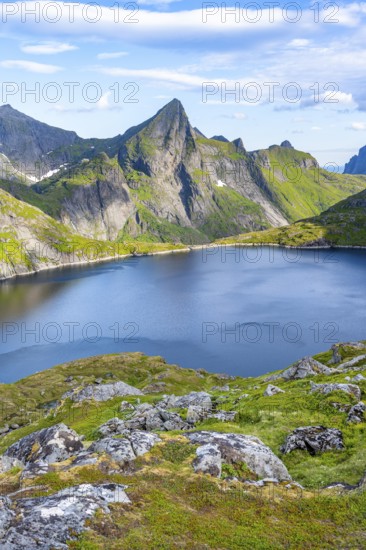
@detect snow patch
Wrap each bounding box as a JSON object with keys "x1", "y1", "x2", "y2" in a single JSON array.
[{"x1": 216, "y1": 180, "x2": 227, "y2": 187}]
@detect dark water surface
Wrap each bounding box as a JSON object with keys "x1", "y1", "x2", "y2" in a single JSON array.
[{"x1": 0, "y1": 247, "x2": 365, "y2": 383}]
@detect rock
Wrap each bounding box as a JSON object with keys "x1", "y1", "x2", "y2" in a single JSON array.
[
  {"x1": 0, "y1": 426, "x2": 9, "y2": 435},
  {"x1": 310, "y1": 382, "x2": 361, "y2": 401},
  {"x1": 211, "y1": 385, "x2": 230, "y2": 391},
  {"x1": 64, "y1": 376, "x2": 73, "y2": 383},
  {"x1": 98, "y1": 418, "x2": 128, "y2": 437},
  {"x1": 263, "y1": 384, "x2": 285, "y2": 397},
  {"x1": 95, "y1": 378, "x2": 103, "y2": 385},
  {"x1": 0, "y1": 497, "x2": 14, "y2": 539},
  {"x1": 345, "y1": 376, "x2": 351, "y2": 381},
  {"x1": 89, "y1": 437, "x2": 136, "y2": 464},
  {"x1": 330, "y1": 344, "x2": 342, "y2": 365},
  {"x1": 2, "y1": 424, "x2": 84, "y2": 472},
  {"x1": 331, "y1": 402, "x2": 351, "y2": 413},
  {"x1": 207, "y1": 411, "x2": 237, "y2": 422},
  {"x1": 63, "y1": 381, "x2": 143, "y2": 402},
  {"x1": 142, "y1": 382, "x2": 167, "y2": 394},
  {"x1": 216, "y1": 373, "x2": 235, "y2": 380},
  {"x1": 280, "y1": 426, "x2": 344, "y2": 455},
  {"x1": 1, "y1": 484, "x2": 130, "y2": 549},
  {"x1": 266, "y1": 357, "x2": 332, "y2": 382},
  {"x1": 187, "y1": 405, "x2": 208, "y2": 424},
  {"x1": 120, "y1": 401, "x2": 135, "y2": 412},
  {"x1": 160, "y1": 392, "x2": 212, "y2": 411},
  {"x1": 352, "y1": 374, "x2": 366, "y2": 382},
  {"x1": 90, "y1": 431, "x2": 161, "y2": 463},
  {"x1": 193, "y1": 444, "x2": 222, "y2": 478},
  {"x1": 347, "y1": 402, "x2": 366, "y2": 423},
  {"x1": 69, "y1": 451, "x2": 98, "y2": 468},
  {"x1": 186, "y1": 431, "x2": 291, "y2": 481},
  {"x1": 338, "y1": 355, "x2": 366, "y2": 370},
  {"x1": 125, "y1": 404, "x2": 188, "y2": 432},
  {"x1": 128, "y1": 431, "x2": 161, "y2": 457},
  {"x1": 10, "y1": 424, "x2": 19, "y2": 431},
  {"x1": 20, "y1": 460, "x2": 50, "y2": 480}
]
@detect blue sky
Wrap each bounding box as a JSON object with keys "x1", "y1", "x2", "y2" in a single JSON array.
[{"x1": 0, "y1": 1, "x2": 366, "y2": 166}]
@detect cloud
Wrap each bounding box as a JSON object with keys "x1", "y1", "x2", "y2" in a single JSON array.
[
  {"x1": 97, "y1": 51, "x2": 129, "y2": 60},
  {"x1": 0, "y1": 60, "x2": 63, "y2": 74},
  {"x1": 349, "y1": 121, "x2": 366, "y2": 131},
  {"x1": 21, "y1": 42, "x2": 77, "y2": 55},
  {"x1": 51, "y1": 91, "x2": 122, "y2": 113},
  {"x1": 288, "y1": 39, "x2": 310, "y2": 48},
  {"x1": 97, "y1": 66, "x2": 205, "y2": 89},
  {"x1": 311, "y1": 126, "x2": 321, "y2": 131}
]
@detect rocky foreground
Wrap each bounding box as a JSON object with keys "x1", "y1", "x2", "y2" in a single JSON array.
[{"x1": 0, "y1": 346, "x2": 365, "y2": 548}]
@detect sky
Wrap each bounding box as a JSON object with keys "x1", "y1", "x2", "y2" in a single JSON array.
[{"x1": 0, "y1": 1, "x2": 366, "y2": 167}]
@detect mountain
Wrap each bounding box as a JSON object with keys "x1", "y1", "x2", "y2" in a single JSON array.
[
  {"x1": 344, "y1": 145, "x2": 366, "y2": 174},
  {"x1": 2, "y1": 99, "x2": 366, "y2": 244},
  {"x1": 217, "y1": 185, "x2": 366, "y2": 247},
  {"x1": 0, "y1": 187, "x2": 182, "y2": 280}
]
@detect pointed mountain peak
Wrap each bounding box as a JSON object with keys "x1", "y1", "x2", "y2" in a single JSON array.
[
  {"x1": 232, "y1": 137, "x2": 246, "y2": 151},
  {"x1": 211, "y1": 135, "x2": 229, "y2": 143},
  {"x1": 280, "y1": 140, "x2": 294, "y2": 149}
]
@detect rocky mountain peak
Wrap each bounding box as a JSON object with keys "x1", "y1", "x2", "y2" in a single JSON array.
[{"x1": 280, "y1": 140, "x2": 294, "y2": 149}]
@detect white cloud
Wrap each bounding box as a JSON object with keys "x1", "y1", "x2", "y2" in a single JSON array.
[
  {"x1": 97, "y1": 66, "x2": 205, "y2": 89},
  {"x1": 311, "y1": 126, "x2": 321, "y2": 131},
  {"x1": 97, "y1": 51, "x2": 129, "y2": 60},
  {"x1": 0, "y1": 60, "x2": 62, "y2": 74},
  {"x1": 349, "y1": 121, "x2": 366, "y2": 131},
  {"x1": 288, "y1": 39, "x2": 310, "y2": 48},
  {"x1": 233, "y1": 112, "x2": 247, "y2": 120},
  {"x1": 21, "y1": 42, "x2": 77, "y2": 55}
]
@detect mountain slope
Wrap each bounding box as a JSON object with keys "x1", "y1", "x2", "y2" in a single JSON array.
[
  {"x1": 0, "y1": 187, "x2": 183, "y2": 280},
  {"x1": 217, "y1": 187, "x2": 366, "y2": 247},
  {"x1": 344, "y1": 145, "x2": 366, "y2": 174}
]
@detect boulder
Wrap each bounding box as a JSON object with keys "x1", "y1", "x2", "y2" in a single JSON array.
[
  {"x1": 120, "y1": 401, "x2": 135, "y2": 412},
  {"x1": 310, "y1": 382, "x2": 361, "y2": 401},
  {"x1": 124, "y1": 405, "x2": 188, "y2": 432},
  {"x1": 160, "y1": 392, "x2": 212, "y2": 411},
  {"x1": 281, "y1": 426, "x2": 344, "y2": 455},
  {"x1": 89, "y1": 437, "x2": 136, "y2": 464},
  {"x1": 330, "y1": 344, "x2": 342, "y2": 365},
  {"x1": 98, "y1": 418, "x2": 128, "y2": 437},
  {"x1": 347, "y1": 402, "x2": 366, "y2": 423},
  {"x1": 20, "y1": 460, "x2": 50, "y2": 480},
  {"x1": 0, "y1": 484, "x2": 129, "y2": 549},
  {"x1": 0, "y1": 497, "x2": 14, "y2": 539},
  {"x1": 1, "y1": 424, "x2": 84, "y2": 472},
  {"x1": 263, "y1": 384, "x2": 285, "y2": 397},
  {"x1": 186, "y1": 405, "x2": 208, "y2": 424},
  {"x1": 338, "y1": 355, "x2": 366, "y2": 370},
  {"x1": 352, "y1": 374, "x2": 366, "y2": 382},
  {"x1": 207, "y1": 411, "x2": 237, "y2": 422},
  {"x1": 63, "y1": 381, "x2": 143, "y2": 402},
  {"x1": 193, "y1": 444, "x2": 222, "y2": 478},
  {"x1": 186, "y1": 431, "x2": 291, "y2": 481},
  {"x1": 89, "y1": 431, "x2": 161, "y2": 463},
  {"x1": 265, "y1": 357, "x2": 332, "y2": 382}
]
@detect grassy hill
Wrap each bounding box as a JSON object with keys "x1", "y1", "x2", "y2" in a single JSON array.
[{"x1": 0, "y1": 345, "x2": 365, "y2": 548}]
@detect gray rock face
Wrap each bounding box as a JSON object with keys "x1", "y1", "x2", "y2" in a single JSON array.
[
  {"x1": 20, "y1": 460, "x2": 50, "y2": 480},
  {"x1": 347, "y1": 402, "x2": 366, "y2": 423},
  {"x1": 352, "y1": 374, "x2": 366, "y2": 382},
  {"x1": 186, "y1": 405, "x2": 208, "y2": 424},
  {"x1": 266, "y1": 357, "x2": 332, "y2": 382},
  {"x1": 338, "y1": 355, "x2": 366, "y2": 370},
  {"x1": 160, "y1": 391, "x2": 212, "y2": 411},
  {"x1": 281, "y1": 426, "x2": 344, "y2": 455},
  {"x1": 1, "y1": 424, "x2": 84, "y2": 472},
  {"x1": 98, "y1": 418, "x2": 128, "y2": 437},
  {"x1": 207, "y1": 411, "x2": 237, "y2": 422},
  {"x1": 310, "y1": 382, "x2": 362, "y2": 401},
  {"x1": 193, "y1": 444, "x2": 222, "y2": 478},
  {"x1": 0, "y1": 497, "x2": 14, "y2": 539},
  {"x1": 0, "y1": 483, "x2": 130, "y2": 549},
  {"x1": 124, "y1": 404, "x2": 188, "y2": 432},
  {"x1": 263, "y1": 384, "x2": 285, "y2": 397},
  {"x1": 186, "y1": 431, "x2": 291, "y2": 481},
  {"x1": 63, "y1": 381, "x2": 143, "y2": 402},
  {"x1": 89, "y1": 431, "x2": 161, "y2": 463}
]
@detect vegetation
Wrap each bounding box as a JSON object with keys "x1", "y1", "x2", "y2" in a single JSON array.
[{"x1": 0, "y1": 344, "x2": 365, "y2": 547}]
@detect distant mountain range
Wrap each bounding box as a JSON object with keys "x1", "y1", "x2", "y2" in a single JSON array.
[{"x1": 1, "y1": 99, "x2": 366, "y2": 248}]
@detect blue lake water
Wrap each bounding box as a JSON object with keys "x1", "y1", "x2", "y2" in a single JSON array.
[{"x1": 0, "y1": 246, "x2": 365, "y2": 383}]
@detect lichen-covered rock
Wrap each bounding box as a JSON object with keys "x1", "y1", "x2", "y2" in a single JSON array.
[
  {"x1": 159, "y1": 392, "x2": 212, "y2": 411},
  {"x1": 186, "y1": 405, "x2": 208, "y2": 424},
  {"x1": 120, "y1": 401, "x2": 135, "y2": 412},
  {"x1": 281, "y1": 426, "x2": 344, "y2": 455},
  {"x1": 186, "y1": 431, "x2": 291, "y2": 481},
  {"x1": 20, "y1": 460, "x2": 50, "y2": 480},
  {"x1": 263, "y1": 384, "x2": 285, "y2": 397},
  {"x1": 98, "y1": 418, "x2": 128, "y2": 437},
  {"x1": 1, "y1": 424, "x2": 84, "y2": 472},
  {"x1": 207, "y1": 411, "x2": 237, "y2": 422},
  {"x1": 124, "y1": 404, "x2": 188, "y2": 432},
  {"x1": 193, "y1": 444, "x2": 222, "y2": 478},
  {"x1": 0, "y1": 497, "x2": 14, "y2": 539},
  {"x1": 347, "y1": 402, "x2": 366, "y2": 423},
  {"x1": 89, "y1": 431, "x2": 161, "y2": 463},
  {"x1": 266, "y1": 357, "x2": 333, "y2": 382},
  {"x1": 310, "y1": 382, "x2": 361, "y2": 401},
  {"x1": 352, "y1": 374, "x2": 366, "y2": 382},
  {"x1": 0, "y1": 484, "x2": 130, "y2": 549},
  {"x1": 338, "y1": 355, "x2": 366, "y2": 370},
  {"x1": 63, "y1": 381, "x2": 143, "y2": 402}
]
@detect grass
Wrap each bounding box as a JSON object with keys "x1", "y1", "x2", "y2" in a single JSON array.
[{"x1": 0, "y1": 344, "x2": 365, "y2": 547}]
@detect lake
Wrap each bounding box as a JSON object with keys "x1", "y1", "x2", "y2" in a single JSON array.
[{"x1": 0, "y1": 246, "x2": 365, "y2": 383}]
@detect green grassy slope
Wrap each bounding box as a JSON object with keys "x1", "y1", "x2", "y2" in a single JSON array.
[
  {"x1": 0, "y1": 345, "x2": 365, "y2": 548},
  {"x1": 217, "y1": 187, "x2": 366, "y2": 247}
]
